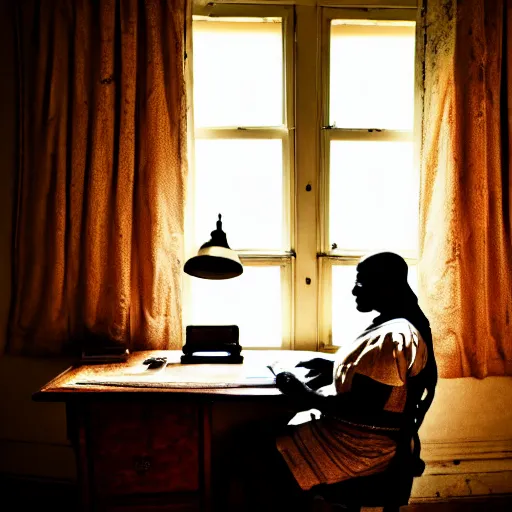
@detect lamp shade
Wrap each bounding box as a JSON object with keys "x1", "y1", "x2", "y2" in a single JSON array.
[{"x1": 184, "y1": 214, "x2": 243, "y2": 280}]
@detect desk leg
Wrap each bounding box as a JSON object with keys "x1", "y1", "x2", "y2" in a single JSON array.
[
  {"x1": 66, "y1": 402, "x2": 92, "y2": 512},
  {"x1": 202, "y1": 401, "x2": 213, "y2": 512}
]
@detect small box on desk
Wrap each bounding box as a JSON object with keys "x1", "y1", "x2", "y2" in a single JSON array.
[
  {"x1": 181, "y1": 325, "x2": 243, "y2": 364},
  {"x1": 80, "y1": 335, "x2": 130, "y2": 364},
  {"x1": 81, "y1": 345, "x2": 130, "y2": 364}
]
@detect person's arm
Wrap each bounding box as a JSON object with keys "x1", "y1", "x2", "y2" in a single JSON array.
[
  {"x1": 275, "y1": 371, "x2": 345, "y2": 414},
  {"x1": 276, "y1": 372, "x2": 393, "y2": 416},
  {"x1": 295, "y1": 357, "x2": 334, "y2": 390}
]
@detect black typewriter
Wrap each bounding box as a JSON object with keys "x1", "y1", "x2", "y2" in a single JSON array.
[{"x1": 181, "y1": 325, "x2": 243, "y2": 364}]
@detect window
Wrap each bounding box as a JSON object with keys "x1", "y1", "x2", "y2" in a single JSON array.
[{"x1": 186, "y1": 2, "x2": 419, "y2": 351}]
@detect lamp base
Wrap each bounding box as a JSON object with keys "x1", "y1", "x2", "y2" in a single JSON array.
[{"x1": 180, "y1": 353, "x2": 243, "y2": 364}]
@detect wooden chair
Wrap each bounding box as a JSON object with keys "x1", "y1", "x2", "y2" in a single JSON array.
[
  {"x1": 308, "y1": 366, "x2": 437, "y2": 512},
  {"x1": 308, "y1": 433, "x2": 424, "y2": 512}
]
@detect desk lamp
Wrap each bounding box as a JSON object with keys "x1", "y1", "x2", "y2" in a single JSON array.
[
  {"x1": 182, "y1": 214, "x2": 243, "y2": 364},
  {"x1": 184, "y1": 214, "x2": 243, "y2": 279}
]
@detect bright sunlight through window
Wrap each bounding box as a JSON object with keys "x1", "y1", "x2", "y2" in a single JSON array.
[
  {"x1": 193, "y1": 19, "x2": 283, "y2": 128},
  {"x1": 330, "y1": 20, "x2": 415, "y2": 130}
]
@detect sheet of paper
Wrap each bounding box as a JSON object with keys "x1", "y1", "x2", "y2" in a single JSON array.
[{"x1": 75, "y1": 361, "x2": 276, "y2": 388}]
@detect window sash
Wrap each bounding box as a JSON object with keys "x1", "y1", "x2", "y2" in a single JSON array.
[
  {"x1": 318, "y1": 7, "x2": 419, "y2": 258},
  {"x1": 191, "y1": 6, "x2": 295, "y2": 255},
  {"x1": 317, "y1": 6, "x2": 419, "y2": 351},
  {"x1": 186, "y1": 5, "x2": 295, "y2": 349},
  {"x1": 193, "y1": 130, "x2": 293, "y2": 252},
  {"x1": 320, "y1": 130, "x2": 417, "y2": 256},
  {"x1": 182, "y1": 260, "x2": 294, "y2": 350}
]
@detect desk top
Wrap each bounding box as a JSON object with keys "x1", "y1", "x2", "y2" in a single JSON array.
[{"x1": 34, "y1": 350, "x2": 322, "y2": 402}]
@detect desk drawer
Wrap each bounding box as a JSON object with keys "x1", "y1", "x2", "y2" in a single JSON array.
[{"x1": 89, "y1": 402, "x2": 200, "y2": 496}]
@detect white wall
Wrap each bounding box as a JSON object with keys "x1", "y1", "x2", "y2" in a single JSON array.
[
  {"x1": 420, "y1": 377, "x2": 512, "y2": 442},
  {"x1": 412, "y1": 377, "x2": 512, "y2": 501}
]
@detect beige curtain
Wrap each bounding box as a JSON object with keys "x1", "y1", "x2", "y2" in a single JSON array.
[
  {"x1": 8, "y1": 0, "x2": 187, "y2": 355},
  {"x1": 419, "y1": 0, "x2": 512, "y2": 378}
]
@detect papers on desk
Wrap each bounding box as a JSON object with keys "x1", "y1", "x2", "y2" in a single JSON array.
[
  {"x1": 75, "y1": 360, "x2": 277, "y2": 388},
  {"x1": 267, "y1": 360, "x2": 311, "y2": 382}
]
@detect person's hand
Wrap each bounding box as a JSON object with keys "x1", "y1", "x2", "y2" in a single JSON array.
[
  {"x1": 275, "y1": 371, "x2": 310, "y2": 398},
  {"x1": 295, "y1": 357, "x2": 334, "y2": 390}
]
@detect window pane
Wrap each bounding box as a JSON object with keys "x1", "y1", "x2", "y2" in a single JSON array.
[
  {"x1": 193, "y1": 18, "x2": 283, "y2": 128},
  {"x1": 187, "y1": 266, "x2": 282, "y2": 348},
  {"x1": 332, "y1": 264, "x2": 417, "y2": 346},
  {"x1": 329, "y1": 140, "x2": 418, "y2": 253},
  {"x1": 330, "y1": 20, "x2": 415, "y2": 129},
  {"x1": 194, "y1": 139, "x2": 283, "y2": 251}
]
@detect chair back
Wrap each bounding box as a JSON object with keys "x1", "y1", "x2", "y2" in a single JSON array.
[
  {"x1": 402, "y1": 339, "x2": 438, "y2": 476},
  {"x1": 310, "y1": 349, "x2": 438, "y2": 510}
]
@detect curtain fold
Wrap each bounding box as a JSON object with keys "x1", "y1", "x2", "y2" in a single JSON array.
[
  {"x1": 419, "y1": 0, "x2": 512, "y2": 378},
  {"x1": 8, "y1": 0, "x2": 187, "y2": 355}
]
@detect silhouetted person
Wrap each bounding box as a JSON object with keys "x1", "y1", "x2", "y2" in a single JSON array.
[
  {"x1": 231, "y1": 252, "x2": 437, "y2": 512},
  {"x1": 273, "y1": 252, "x2": 438, "y2": 503}
]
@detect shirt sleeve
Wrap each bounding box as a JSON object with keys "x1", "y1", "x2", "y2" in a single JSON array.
[{"x1": 349, "y1": 322, "x2": 428, "y2": 387}]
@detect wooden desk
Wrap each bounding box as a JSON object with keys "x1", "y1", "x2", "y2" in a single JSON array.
[{"x1": 34, "y1": 350, "x2": 316, "y2": 512}]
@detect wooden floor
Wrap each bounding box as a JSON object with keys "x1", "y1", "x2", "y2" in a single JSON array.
[{"x1": 1, "y1": 475, "x2": 511, "y2": 511}]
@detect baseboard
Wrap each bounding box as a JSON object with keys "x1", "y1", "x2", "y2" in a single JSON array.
[
  {"x1": 410, "y1": 439, "x2": 512, "y2": 502},
  {"x1": 404, "y1": 495, "x2": 512, "y2": 512}
]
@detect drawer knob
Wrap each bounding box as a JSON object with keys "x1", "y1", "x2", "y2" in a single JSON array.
[{"x1": 133, "y1": 456, "x2": 152, "y2": 475}]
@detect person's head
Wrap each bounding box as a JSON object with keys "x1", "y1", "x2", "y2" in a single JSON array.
[{"x1": 352, "y1": 252, "x2": 416, "y2": 314}]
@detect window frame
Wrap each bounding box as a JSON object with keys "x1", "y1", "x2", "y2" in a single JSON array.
[{"x1": 186, "y1": 0, "x2": 421, "y2": 352}]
